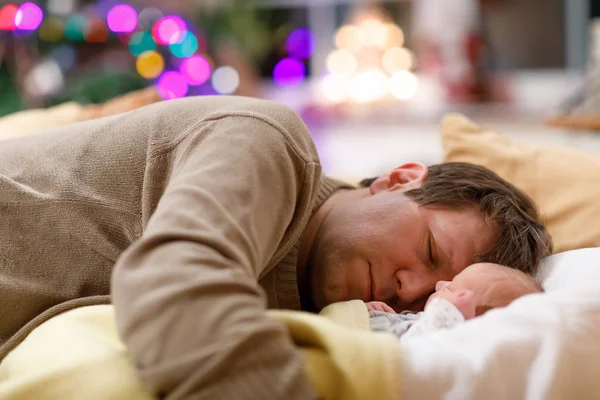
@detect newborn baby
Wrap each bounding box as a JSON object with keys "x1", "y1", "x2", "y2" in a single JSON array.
[{"x1": 367, "y1": 263, "x2": 543, "y2": 340}]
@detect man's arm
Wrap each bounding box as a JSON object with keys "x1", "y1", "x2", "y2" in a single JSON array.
[{"x1": 111, "y1": 108, "x2": 321, "y2": 399}]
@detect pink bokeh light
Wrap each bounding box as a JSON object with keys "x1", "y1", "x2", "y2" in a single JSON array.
[
  {"x1": 157, "y1": 71, "x2": 189, "y2": 99},
  {"x1": 0, "y1": 4, "x2": 18, "y2": 31},
  {"x1": 180, "y1": 55, "x2": 211, "y2": 86},
  {"x1": 107, "y1": 4, "x2": 138, "y2": 33},
  {"x1": 152, "y1": 15, "x2": 186, "y2": 45},
  {"x1": 15, "y1": 2, "x2": 43, "y2": 31}
]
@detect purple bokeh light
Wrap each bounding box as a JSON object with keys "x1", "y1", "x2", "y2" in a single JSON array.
[
  {"x1": 152, "y1": 15, "x2": 186, "y2": 45},
  {"x1": 107, "y1": 4, "x2": 137, "y2": 33},
  {"x1": 285, "y1": 28, "x2": 315, "y2": 59},
  {"x1": 273, "y1": 57, "x2": 306, "y2": 88},
  {"x1": 157, "y1": 71, "x2": 189, "y2": 99},
  {"x1": 180, "y1": 55, "x2": 211, "y2": 86},
  {"x1": 15, "y1": 2, "x2": 43, "y2": 31}
]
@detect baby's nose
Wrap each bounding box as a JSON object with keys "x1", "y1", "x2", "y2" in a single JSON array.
[{"x1": 435, "y1": 280, "x2": 450, "y2": 291}]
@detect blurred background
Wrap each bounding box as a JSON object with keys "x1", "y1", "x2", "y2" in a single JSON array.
[{"x1": 1, "y1": 0, "x2": 599, "y2": 179}]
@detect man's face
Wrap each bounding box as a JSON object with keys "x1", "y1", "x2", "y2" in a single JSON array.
[{"x1": 308, "y1": 179, "x2": 495, "y2": 312}]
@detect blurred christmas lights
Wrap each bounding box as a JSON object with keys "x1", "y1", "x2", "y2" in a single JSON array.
[
  {"x1": 152, "y1": 16, "x2": 186, "y2": 45},
  {"x1": 285, "y1": 28, "x2": 315, "y2": 59},
  {"x1": 64, "y1": 14, "x2": 88, "y2": 41},
  {"x1": 52, "y1": 45, "x2": 77, "y2": 70},
  {"x1": 157, "y1": 71, "x2": 188, "y2": 99},
  {"x1": 136, "y1": 50, "x2": 165, "y2": 79},
  {"x1": 39, "y1": 17, "x2": 64, "y2": 41},
  {"x1": 138, "y1": 7, "x2": 163, "y2": 30},
  {"x1": 324, "y1": 11, "x2": 418, "y2": 104},
  {"x1": 326, "y1": 49, "x2": 357, "y2": 77},
  {"x1": 320, "y1": 73, "x2": 349, "y2": 104},
  {"x1": 273, "y1": 57, "x2": 305, "y2": 88},
  {"x1": 15, "y1": 2, "x2": 43, "y2": 31},
  {"x1": 348, "y1": 69, "x2": 388, "y2": 103},
  {"x1": 180, "y1": 55, "x2": 211, "y2": 86},
  {"x1": 212, "y1": 66, "x2": 240, "y2": 95},
  {"x1": 389, "y1": 71, "x2": 418, "y2": 100},
  {"x1": 86, "y1": 18, "x2": 109, "y2": 43},
  {"x1": 382, "y1": 47, "x2": 413, "y2": 74},
  {"x1": 0, "y1": 1, "x2": 317, "y2": 102},
  {"x1": 169, "y1": 31, "x2": 198, "y2": 58},
  {"x1": 107, "y1": 4, "x2": 138, "y2": 33},
  {"x1": 128, "y1": 31, "x2": 156, "y2": 56},
  {"x1": 25, "y1": 59, "x2": 64, "y2": 96},
  {"x1": 0, "y1": 4, "x2": 18, "y2": 31}
]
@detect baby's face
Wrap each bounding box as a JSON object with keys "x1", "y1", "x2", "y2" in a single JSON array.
[
  {"x1": 426, "y1": 263, "x2": 504, "y2": 320},
  {"x1": 427, "y1": 281, "x2": 476, "y2": 319}
]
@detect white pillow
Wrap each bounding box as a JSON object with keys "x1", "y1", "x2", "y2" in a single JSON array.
[{"x1": 536, "y1": 247, "x2": 600, "y2": 292}]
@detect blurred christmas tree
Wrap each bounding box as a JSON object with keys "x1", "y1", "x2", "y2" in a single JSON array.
[{"x1": 0, "y1": 0, "x2": 307, "y2": 117}]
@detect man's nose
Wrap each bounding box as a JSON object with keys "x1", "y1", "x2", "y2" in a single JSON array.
[{"x1": 396, "y1": 269, "x2": 438, "y2": 303}]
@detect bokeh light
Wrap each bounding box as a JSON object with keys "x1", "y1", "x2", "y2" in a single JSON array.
[
  {"x1": 85, "y1": 18, "x2": 109, "y2": 43},
  {"x1": 107, "y1": 4, "x2": 138, "y2": 33},
  {"x1": 47, "y1": 0, "x2": 75, "y2": 16},
  {"x1": 64, "y1": 15, "x2": 88, "y2": 41},
  {"x1": 320, "y1": 73, "x2": 349, "y2": 104},
  {"x1": 169, "y1": 31, "x2": 198, "y2": 58},
  {"x1": 180, "y1": 55, "x2": 211, "y2": 85},
  {"x1": 138, "y1": 7, "x2": 163, "y2": 30},
  {"x1": 15, "y1": 2, "x2": 43, "y2": 31},
  {"x1": 326, "y1": 49, "x2": 357, "y2": 76},
  {"x1": 39, "y1": 16, "x2": 64, "y2": 41},
  {"x1": 273, "y1": 58, "x2": 306, "y2": 88},
  {"x1": 0, "y1": 4, "x2": 18, "y2": 31},
  {"x1": 52, "y1": 45, "x2": 77, "y2": 70},
  {"x1": 157, "y1": 71, "x2": 189, "y2": 99},
  {"x1": 358, "y1": 19, "x2": 387, "y2": 48},
  {"x1": 25, "y1": 59, "x2": 64, "y2": 97},
  {"x1": 212, "y1": 66, "x2": 240, "y2": 95},
  {"x1": 334, "y1": 25, "x2": 363, "y2": 53},
  {"x1": 136, "y1": 50, "x2": 164, "y2": 79},
  {"x1": 383, "y1": 23, "x2": 404, "y2": 48},
  {"x1": 389, "y1": 71, "x2": 418, "y2": 100},
  {"x1": 285, "y1": 28, "x2": 315, "y2": 59},
  {"x1": 382, "y1": 47, "x2": 413, "y2": 74},
  {"x1": 129, "y1": 32, "x2": 156, "y2": 56},
  {"x1": 152, "y1": 15, "x2": 186, "y2": 45},
  {"x1": 348, "y1": 69, "x2": 389, "y2": 103}
]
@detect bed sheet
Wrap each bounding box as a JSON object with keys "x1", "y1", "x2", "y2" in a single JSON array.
[{"x1": 399, "y1": 247, "x2": 600, "y2": 399}]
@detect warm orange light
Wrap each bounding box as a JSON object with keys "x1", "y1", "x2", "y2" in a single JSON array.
[{"x1": 136, "y1": 51, "x2": 164, "y2": 79}]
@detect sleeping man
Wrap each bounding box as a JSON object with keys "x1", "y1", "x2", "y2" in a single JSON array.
[
  {"x1": 0, "y1": 95, "x2": 553, "y2": 399},
  {"x1": 367, "y1": 262, "x2": 543, "y2": 340}
]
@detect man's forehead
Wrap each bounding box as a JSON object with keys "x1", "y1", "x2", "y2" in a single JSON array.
[{"x1": 431, "y1": 207, "x2": 495, "y2": 277}]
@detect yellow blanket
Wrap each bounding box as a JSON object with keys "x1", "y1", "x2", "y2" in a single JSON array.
[{"x1": 0, "y1": 302, "x2": 401, "y2": 400}]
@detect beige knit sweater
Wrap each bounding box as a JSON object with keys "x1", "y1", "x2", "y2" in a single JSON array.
[{"x1": 0, "y1": 96, "x2": 352, "y2": 399}]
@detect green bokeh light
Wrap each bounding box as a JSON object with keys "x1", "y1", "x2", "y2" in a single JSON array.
[
  {"x1": 64, "y1": 15, "x2": 88, "y2": 41},
  {"x1": 169, "y1": 32, "x2": 198, "y2": 58},
  {"x1": 129, "y1": 32, "x2": 156, "y2": 57}
]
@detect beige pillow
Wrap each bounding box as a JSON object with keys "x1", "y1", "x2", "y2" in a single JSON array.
[
  {"x1": 441, "y1": 113, "x2": 600, "y2": 254},
  {"x1": 0, "y1": 102, "x2": 84, "y2": 141},
  {"x1": 0, "y1": 87, "x2": 162, "y2": 142}
]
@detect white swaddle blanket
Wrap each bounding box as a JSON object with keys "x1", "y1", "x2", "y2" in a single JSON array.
[{"x1": 399, "y1": 247, "x2": 600, "y2": 399}]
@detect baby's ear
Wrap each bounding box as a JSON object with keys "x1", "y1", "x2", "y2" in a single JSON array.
[{"x1": 452, "y1": 290, "x2": 476, "y2": 320}]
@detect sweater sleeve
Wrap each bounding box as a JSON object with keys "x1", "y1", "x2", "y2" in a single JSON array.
[{"x1": 111, "y1": 110, "x2": 321, "y2": 399}]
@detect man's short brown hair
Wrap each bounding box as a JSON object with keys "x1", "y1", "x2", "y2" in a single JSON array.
[{"x1": 360, "y1": 162, "x2": 553, "y2": 275}]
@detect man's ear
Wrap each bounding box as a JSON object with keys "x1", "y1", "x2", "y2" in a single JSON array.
[{"x1": 369, "y1": 162, "x2": 428, "y2": 194}]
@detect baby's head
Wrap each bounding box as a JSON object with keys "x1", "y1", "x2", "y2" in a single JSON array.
[{"x1": 427, "y1": 262, "x2": 543, "y2": 320}]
